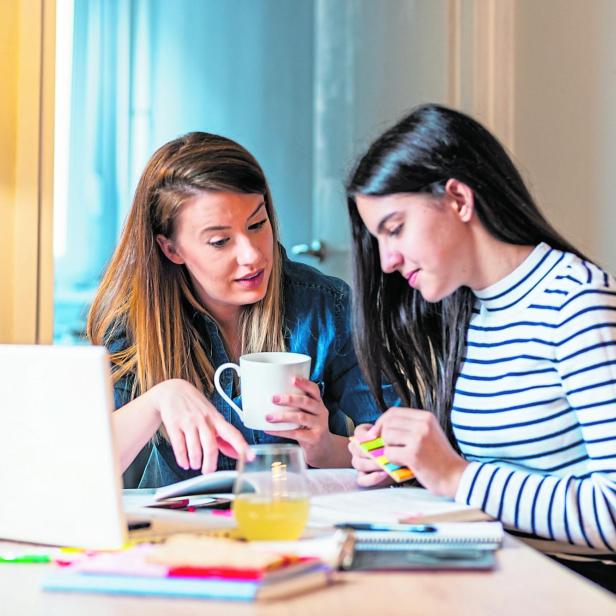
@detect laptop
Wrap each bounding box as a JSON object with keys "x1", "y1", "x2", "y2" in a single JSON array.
[
  {"x1": 0, "y1": 344, "x2": 131, "y2": 549},
  {"x1": 0, "y1": 344, "x2": 234, "y2": 550}
]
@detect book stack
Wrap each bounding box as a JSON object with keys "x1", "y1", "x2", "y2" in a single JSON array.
[{"x1": 43, "y1": 535, "x2": 332, "y2": 601}]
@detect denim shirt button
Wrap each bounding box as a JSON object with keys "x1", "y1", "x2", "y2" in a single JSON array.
[{"x1": 316, "y1": 380, "x2": 325, "y2": 397}]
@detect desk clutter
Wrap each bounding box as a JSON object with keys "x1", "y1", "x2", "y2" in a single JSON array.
[
  {"x1": 42, "y1": 534, "x2": 333, "y2": 601},
  {"x1": 33, "y1": 474, "x2": 505, "y2": 602},
  {"x1": 41, "y1": 520, "x2": 504, "y2": 600}
]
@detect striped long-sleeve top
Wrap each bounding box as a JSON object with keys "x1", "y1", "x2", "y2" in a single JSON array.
[{"x1": 453, "y1": 242, "x2": 616, "y2": 552}]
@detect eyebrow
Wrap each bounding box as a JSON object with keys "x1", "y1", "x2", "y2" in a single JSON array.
[
  {"x1": 247, "y1": 201, "x2": 266, "y2": 220},
  {"x1": 376, "y1": 212, "x2": 398, "y2": 235},
  {"x1": 199, "y1": 201, "x2": 266, "y2": 233}
]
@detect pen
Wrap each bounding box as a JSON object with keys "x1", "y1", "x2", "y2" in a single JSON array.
[
  {"x1": 335, "y1": 522, "x2": 437, "y2": 533},
  {"x1": 0, "y1": 554, "x2": 51, "y2": 564},
  {"x1": 147, "y1": 498, "x2": 190, "y2": 509},
  {"x1": 128, "y1": 521, "x2": 152, "y2": 531}
]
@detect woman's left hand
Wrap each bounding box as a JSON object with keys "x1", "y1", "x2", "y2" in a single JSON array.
[
  {"x1": 370, "y1": 407, "x2": 469, "y2": 498},
  {"x1": 264, "y1": 376, "x2": 350, "y2": 468}
]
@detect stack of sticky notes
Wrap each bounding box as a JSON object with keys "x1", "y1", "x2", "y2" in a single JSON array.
[{"x1": 357, "y1": 437, "x2": 414, "y2": 483}]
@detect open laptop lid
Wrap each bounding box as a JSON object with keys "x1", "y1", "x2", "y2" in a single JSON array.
[{"x1": 0, "y1": 344, "x2": 127, "y2": 549}]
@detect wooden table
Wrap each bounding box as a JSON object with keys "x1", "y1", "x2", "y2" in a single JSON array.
[{"x1": 1, "y1": 535, "x2": 614, "y2": 615}]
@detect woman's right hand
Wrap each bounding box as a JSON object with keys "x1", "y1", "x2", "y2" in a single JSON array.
[
  {"x1": 146, "y1": 379, "x2": 250, "y2": 474},
  {"x1": 348, "y1": 423, "x2": 394, "y2": 488}
]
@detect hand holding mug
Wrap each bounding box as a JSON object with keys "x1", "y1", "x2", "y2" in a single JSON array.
[
  {"x1": 214, "y1": 352, "x2": 312, "y2": 430},
  {"x1": 264, "y1": 375, "x2": 335, "y2": 467},
  {"x1": 214, "y1": 352, "x2": 348, "y2": 467}
]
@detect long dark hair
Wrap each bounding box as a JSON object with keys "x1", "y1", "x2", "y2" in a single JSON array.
[{"x1": 346, "y1": 103, "x2": 585, "y2": 446}]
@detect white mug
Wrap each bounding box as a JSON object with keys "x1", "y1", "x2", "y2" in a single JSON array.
[{"x1": 214, "y1": 352, "x2": 312, "y2": 431}]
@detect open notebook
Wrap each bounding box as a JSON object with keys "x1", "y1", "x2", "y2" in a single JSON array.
[
  {"x1": 308, "y1": 487, "x2": 491, "y2": 527},
  {"x1": 153, "y1": 468, "x2": 360, "y2": 501}
]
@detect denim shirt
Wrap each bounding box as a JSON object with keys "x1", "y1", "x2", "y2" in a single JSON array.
[{"x1": 112, "y1": 253, "x2": 390, "y2": 488}]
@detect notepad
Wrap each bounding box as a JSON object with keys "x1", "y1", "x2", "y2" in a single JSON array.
[
  {"x1": 352, "y1": 522, "x2": 504, "y2": 548},
  {"x1": 343, "y1": 522, "x2": 503, "y2": 571},
  {"x1": 355, "y1": 437, "x2": 414, "y2": 483}
]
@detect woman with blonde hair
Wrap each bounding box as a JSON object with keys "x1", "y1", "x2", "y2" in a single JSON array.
[{"x1": 88, "y1": 131, "x2": 383, "y2": 488}]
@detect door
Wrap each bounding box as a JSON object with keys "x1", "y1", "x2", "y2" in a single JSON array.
[{"x1": 311, "y1": 0, "x2": 450, "y2": 280}]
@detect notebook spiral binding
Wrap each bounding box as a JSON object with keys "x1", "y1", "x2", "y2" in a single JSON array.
[{"x1": 353, "y1": 530, "x2": 502, "y2": 548}]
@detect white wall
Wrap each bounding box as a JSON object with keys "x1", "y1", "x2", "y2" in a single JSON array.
[{"x1": 513, "y1": 0, "x2": 616, "y2": 270}]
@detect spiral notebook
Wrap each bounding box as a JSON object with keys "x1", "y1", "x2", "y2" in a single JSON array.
[
  {"x1": 353, "y1": 522, "x2": 503, "y2": 549},
  {"x1": 344, "y1": 522, "x2": 503, "y2": 571}
]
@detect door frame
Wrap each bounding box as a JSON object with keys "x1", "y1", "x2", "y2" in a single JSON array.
[
  {"x1": 2, "y1": 0, "x2": 55, "y2": 344},
  {"x1": 450, "y1": 0, "x2": 515, "y2": 150}
]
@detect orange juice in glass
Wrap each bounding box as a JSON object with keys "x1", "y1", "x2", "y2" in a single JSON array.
[{"x1": 232, "y1": 444, "x2": 310, "y2": 541}]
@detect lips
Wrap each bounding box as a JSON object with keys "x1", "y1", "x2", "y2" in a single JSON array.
[
  {"x1": 406, "y1": 269, "x2": 420, "y2": 288},
  {"x1": 235, "y1": 269, "x2": 265, "y2": 289}
]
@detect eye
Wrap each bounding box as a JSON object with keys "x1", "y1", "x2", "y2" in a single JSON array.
[
  {"x1": 208, "y1": 237, "x2": 230, "y2": 248},
  {"x1": 387, "y1": 224, "x2": 403, "y2": 238},
  {"x1": 248, "y1": 219, "x2": 268, "y2": 231}
]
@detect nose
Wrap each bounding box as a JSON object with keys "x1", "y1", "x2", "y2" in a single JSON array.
[
  {"x1": 236, "y1": 234, "x2": 261, "y2": 265},
  {"x1": 380, "y1": 245, "x2": 403, "y2": 274}
]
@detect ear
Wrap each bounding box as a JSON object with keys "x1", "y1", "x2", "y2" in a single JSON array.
[
  {"x1": 444, "y1": 178, "x2": 474, "y2": 223},
  {"x1": 155, "y1": 234, "x2": 185, "y2": 265}
]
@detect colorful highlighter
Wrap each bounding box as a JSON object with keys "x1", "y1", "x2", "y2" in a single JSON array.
[{"x1": 356, "y1": 436, "x2": 414, "y2": 483}]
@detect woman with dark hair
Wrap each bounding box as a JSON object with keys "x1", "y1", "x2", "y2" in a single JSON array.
[
  {"x1": 346, "y1": 104, "x2": 616, "y2": 591},
  {"x1": 88, "y1": 131, "x2": 383, "y2": 488}
]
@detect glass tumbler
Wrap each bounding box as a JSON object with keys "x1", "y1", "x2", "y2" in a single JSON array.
[{"x1": 232, "y1": 444, "x2": 310, "y2": 541}]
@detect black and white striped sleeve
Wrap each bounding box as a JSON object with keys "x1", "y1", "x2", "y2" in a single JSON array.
[{"x1": 455, "y1": 280, "x2": 616, "y2": 548}]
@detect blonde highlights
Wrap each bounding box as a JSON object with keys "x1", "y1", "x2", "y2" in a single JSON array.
[{"x1": 87, "y1": 132, "x2": 285, "y2": 399}]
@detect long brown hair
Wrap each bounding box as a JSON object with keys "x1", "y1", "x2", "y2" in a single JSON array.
[
  {"x1": 87, "y1": 132, "x2": 285, "y2": 398},
  {"x1": 346, "y1": 104, "x2": 586, "y2": 447}
]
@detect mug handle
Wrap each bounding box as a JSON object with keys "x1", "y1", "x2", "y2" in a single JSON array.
[{"x1": 214, "y1": 362, "x2": 244, "y2": 422}]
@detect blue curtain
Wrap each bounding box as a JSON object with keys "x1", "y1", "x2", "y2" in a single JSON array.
[
  {"x1": 54, "y1": 0, "x2": 132, "y2": 342},
  {"x1": 54, "y1": 0, "x2": 317, "y2": 343}
]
